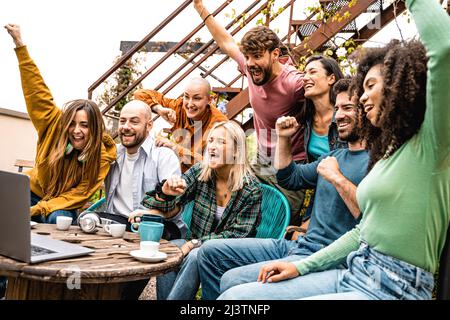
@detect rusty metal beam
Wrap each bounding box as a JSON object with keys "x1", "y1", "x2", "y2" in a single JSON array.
[
  {"x1": 159, "y1": 0, "x2": 275, "y2": 94},
  {"x1": 226, "y1": 87, "x2": 250, "y2": 119},
  {"x1": 99, "y1": 0, "x2": 234, "y2": 115},
  {"x1": 292, "y1": 0, "x2": 378, "y2": 61},
  {"x1": 350, "y1": 0, "x2": 406, "y2": 44},
  {"x1": 88, "y1": 0, "x2": 192, "y2": 99}
]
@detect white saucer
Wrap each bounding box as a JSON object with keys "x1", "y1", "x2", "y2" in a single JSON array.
[
  {"x1": 30, "y1": 221, "x2": 38, "y2": 228},
  {"x1": 130, "y1": 250, "x2": 168, "y2": 263}
]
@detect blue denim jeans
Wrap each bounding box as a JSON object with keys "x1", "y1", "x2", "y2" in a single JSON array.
[
  {"x1": 30, "y1": 192, "x2": 77, "y2": 224},
  {"x1": 197, "y1": 237, "x2": 324, "y2": 300},
  {"x1": 218, "y1": 242, "x2": 434, "y2": 300},
  {"x1": 156, "y1": 239, "x2": 203, "y2": 300}
]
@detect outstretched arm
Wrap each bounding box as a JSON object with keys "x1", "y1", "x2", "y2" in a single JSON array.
[
  {"x1": 193, "y1": 0, "x2": 242, "y2": 62},
  {"x1": 4, "y1": 24, "x2": 24, "y2": 47},
  {"x1": 407, "y1": 0, "x2": 450, "y2": 151},
  {"x1": 5, "y1": 24, "x2": 61, "y2": 138}
]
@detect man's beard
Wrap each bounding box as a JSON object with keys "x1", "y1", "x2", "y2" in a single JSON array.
[
  {"x1": 247, "y1": 61, "x2": 273, "y2": 86},
  {"x1": 120, "y1": 131, "x2": 146, "y2": 149},
  {"x1": 339, "y1": 125, "x2": 360, "y2": 143}
]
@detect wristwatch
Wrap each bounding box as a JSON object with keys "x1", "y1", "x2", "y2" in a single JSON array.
[{"x1": 190, "y1": 239, "x2": 202, "y2": 249}]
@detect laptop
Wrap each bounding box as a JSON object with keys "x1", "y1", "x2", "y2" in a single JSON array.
[{"x1": 0, "y1": 170, "x2": 94, "y2": 264}]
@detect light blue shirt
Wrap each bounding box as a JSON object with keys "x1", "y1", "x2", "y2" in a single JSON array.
[
  {"x1": 308, "y1": 129, "x2": 330, "y2": 160},
  {"x1": 104, "y1": 135, "x2": 186, "y2": 236}
]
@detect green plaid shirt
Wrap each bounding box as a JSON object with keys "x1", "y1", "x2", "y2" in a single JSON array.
[{"x1": 142, "y1": 163, "x2": 262, "y2": 241}]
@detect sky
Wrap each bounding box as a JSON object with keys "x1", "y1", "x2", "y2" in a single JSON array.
[{"x1": 0, "y1": 0, "x2": 421, "y2": 113}]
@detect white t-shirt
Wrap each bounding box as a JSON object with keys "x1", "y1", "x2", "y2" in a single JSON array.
[
  {"x1": 215, "y1": 205, "x2": 226, "y2": 224},
  {"x1": 112, "y1": 151, "x2": 139, "y2": 216}
]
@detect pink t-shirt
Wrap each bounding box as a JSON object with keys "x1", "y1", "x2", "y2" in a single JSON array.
[{"x1": 236, "y1": 53, "x2": 306, "y2": 162}]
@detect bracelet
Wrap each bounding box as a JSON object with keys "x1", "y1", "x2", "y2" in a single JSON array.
[{"x1": 203, "y1": 13, "x2": 212, "y2": 24}]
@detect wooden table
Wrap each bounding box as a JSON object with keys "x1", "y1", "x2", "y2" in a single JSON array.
[{"x1": 0, "y1": 224, "x2": 183, "y2": 300}]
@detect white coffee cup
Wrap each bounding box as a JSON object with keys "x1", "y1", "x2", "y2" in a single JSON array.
[
  {"x1": 56, "y1": 216, "x2": 73, "y2": 231},
  {"x1": 104, "y1": 223, "x2": 126, "y2": 237},
  {"x1": 140, "y1": 241, "x2": 160, "y2": 257}
]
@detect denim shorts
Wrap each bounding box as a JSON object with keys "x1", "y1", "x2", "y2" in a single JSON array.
[{"x1": 340, "y1": 242, "x2": 434, "y2": 300}]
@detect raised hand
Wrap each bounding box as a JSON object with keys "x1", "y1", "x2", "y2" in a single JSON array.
[
  {"x1": 257, "y1": 261, "x2": 300, "y2": 283},
  {"x1": 155, "y1": 135, "x2": 175, "y2": 149},
  {"x1": 276, "y1": 116, "x2": 299, "y2": 138},
  {"x1": 317, "y1": 156, "x2": 341, "y2": 184},
  {"x1": 159, "y1": 107, "x2": 176, "y2": 124},
  {"x1": 193, "y1": 0, "x2": 205, "y2": 12},
  {"x1": 162, "y1": 175, "x2": 187, "y2": 197},
  {"x1": 4, "y1": 24, "x2": 24, "y2": 47}
]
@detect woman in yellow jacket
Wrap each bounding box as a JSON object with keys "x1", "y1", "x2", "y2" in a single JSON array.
[{"x1": 5, "y1": 24, "x2": 117, "y2": 224}]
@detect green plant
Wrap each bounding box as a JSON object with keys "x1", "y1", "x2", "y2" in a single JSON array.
[{"x1": 96, "y1": 49, "x2": 147, "y2": 116}]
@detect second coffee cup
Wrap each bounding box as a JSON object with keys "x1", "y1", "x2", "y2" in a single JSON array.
[{"x1": 131, "y1": 221, "x2": 164, "y2": 242}]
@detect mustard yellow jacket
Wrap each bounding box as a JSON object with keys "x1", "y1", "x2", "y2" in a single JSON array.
[{"x1": 16, "y1": 46, "x2": 117, "y2": 216}]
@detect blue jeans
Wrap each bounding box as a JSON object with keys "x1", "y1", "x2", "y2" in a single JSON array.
[
  {"x1": 197, "y1": 237, "x2": 324, "y2": 300},
  {"x1": 156, "y1": 239, "x2": 202, "y2": 300},
  {"x1": 218, "y1": 242, "x2": 434, "y2": 300},
  {"x1": 30, "y1": 192, "x2": 77, "y2": 224}
]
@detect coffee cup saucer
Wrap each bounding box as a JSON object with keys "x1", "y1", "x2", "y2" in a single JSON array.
[{"x1": 130, "y1": 250, "x2": 167, "y2": 263}]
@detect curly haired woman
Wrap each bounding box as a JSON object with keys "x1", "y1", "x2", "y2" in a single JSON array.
[{"x1": 217, "y1": 0, "x2": 449, "y2": 300}]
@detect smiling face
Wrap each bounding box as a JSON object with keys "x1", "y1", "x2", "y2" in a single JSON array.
[
  {"x1": 245, "y1": 49, "x2": 279, "y2": 86},
  {"x1": 334, "y1": 92, "x2": 360, "y2": 143},
  {"x1": 360, "y1": 64, "x2": 384, "y2": 127},
  {"x1": 183, "y1": 80, "x2": 211, "y2": 121},
  {"x1": 206, "y1": 126, "x2": 234, "y2": 170},
  {"x1": 118, "y1": 101, "x2": 152, "y2": 153},
  {"x1": 68, "y1": 110, "x2": 90, "y2": 151},
  {"x1": 303, "y1": 60, "x2": 336, "y2": 99}
]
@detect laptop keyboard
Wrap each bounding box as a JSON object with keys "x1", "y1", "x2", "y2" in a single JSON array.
[{"x1": 31, "y1": 245, "x2": 56, "y2": 257}]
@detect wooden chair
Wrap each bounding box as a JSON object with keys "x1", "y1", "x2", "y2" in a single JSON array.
[{"x1": 14, "y1": 159, "x2": 34, "y2": 172}]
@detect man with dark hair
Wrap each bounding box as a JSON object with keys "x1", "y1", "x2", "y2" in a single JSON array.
[
  {"x1": 193, "y1": 0, "x2": 306, "y2": 222},
  {"x1": 197, "y1": 78, "x2": 370, "y2": 300}
]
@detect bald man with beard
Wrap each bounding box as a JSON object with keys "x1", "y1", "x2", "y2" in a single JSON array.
[{"x1": 103, "y1": 100, "x2": 184, "y2": 230}]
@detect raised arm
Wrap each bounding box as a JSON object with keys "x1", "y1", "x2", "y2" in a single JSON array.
[
  {"x1": 193, "y1": 0, "x2": 242, "y2": 62},
  {"x1": 5, "y1": 24, "x2": 61, "y2": 139},
  {"x1": 133, "y1": 89, "x2": 179, "y2": 123},
  {"x1": 407, "y1": 0, "x2": 450, "y2": 151},
  {"x1": 274, "y1": 116, "x2": 297, "y2": 170}
]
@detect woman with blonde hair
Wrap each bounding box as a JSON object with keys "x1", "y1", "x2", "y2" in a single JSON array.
[
  {"x1": 130, "y1": 120, "x2": 262, "y2": 300},
  {"x1": 5, "y1": 24, "x2": 116, "y2": 224}
]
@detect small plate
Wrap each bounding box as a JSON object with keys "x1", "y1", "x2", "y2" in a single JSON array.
[
  {"x1": 30, "y1": 221, "x2": 38, "y2": 228},
  {"x1": 130, "y1": 250, "x2": 168, "y2": 263}
]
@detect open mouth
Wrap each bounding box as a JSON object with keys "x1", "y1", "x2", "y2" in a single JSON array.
[
  {"x1": 364, "y1": 105, "x2": 374, "y2": 114},
  {"x1": 304, "y1": 83, "x2": 314, "y2": 90},
  {"x1": 72, "y1": 136, "x2": 84, "y2": 143},
  {"x1": 186, "y1": 107, "x2": 198, "y2": 113},
  {"x1": 337, "y1": 122, "x2": 350, "y2": 129},
  {"x1": 209, "y1": 151, "x2": 219, "y2": 159},
  {"x1": 120, "y1": 133, "x2": 135, "y2": 141},
  {"x1": 249, "y1": 68, "x2": 263, "y2": 79}
]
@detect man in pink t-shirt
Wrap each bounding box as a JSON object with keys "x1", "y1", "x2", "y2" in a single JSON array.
[{"x1": 194, "y1": 0, "x2": 306, "y2": 224}]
